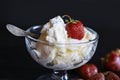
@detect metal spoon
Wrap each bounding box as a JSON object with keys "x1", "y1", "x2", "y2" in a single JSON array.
[{"x1": 6, "y1": 24, "x2": 39, "y2": 38}]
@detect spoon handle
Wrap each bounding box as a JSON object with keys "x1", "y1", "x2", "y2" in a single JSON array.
[
  {"x1": 25, "y1": 32, "x2": 40, "y2": 38},
  {"x1": 6, "y1": 24, "x2": 39, "y2": 38}
]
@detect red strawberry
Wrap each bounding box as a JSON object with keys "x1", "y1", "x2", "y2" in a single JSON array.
[
  {"x1": 87, "y1": 73, "x2": 105, "y2": 80},
  {"x1": 104, "y1": 71, "x2": 120, "y2": 80},
  {"x1": 78, "y1": 63, "x2": 98, "y2": 79},
  {"x1": 62, "y1": 15, "x2": 84, "y2": 40},
  {"x1": 102, "y1": 49, "x2": 120, "y2": 71}
]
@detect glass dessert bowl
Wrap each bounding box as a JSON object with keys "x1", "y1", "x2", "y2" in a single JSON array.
[{"x1": 25, "y1": 25, "x2": 99, "y2": 80}]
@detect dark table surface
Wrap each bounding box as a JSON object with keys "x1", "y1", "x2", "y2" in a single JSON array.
[{"x1": 1, "y1": 0, "x2": 120, "y2": 80}]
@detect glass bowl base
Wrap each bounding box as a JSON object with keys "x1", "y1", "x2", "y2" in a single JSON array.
[
  {"x1": 36, "y1": 74, "x2": 80, "y2": 80},
  {"x1": 36, "y1": 74, "x2": 53, "y2": 80}
]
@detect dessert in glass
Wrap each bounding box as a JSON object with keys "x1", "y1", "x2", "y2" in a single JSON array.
[{"x1": 25, "y1": 15, "x2": 99, "y2": 80}]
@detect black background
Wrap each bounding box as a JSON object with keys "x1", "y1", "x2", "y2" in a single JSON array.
[{"x1": 0, "y1": 0, "x2": 120, "y2": 80}]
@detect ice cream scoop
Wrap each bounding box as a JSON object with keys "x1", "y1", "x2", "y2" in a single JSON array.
[{"x1": 6, "y1": 24, "x2": 39, "y2": 38}]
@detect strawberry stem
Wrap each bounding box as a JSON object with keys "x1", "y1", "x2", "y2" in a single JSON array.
[{"x1": 62, "y1": 15, "x2": 73, "y2": 23}]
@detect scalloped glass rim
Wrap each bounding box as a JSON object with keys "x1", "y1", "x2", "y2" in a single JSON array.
[{"x1": 25, "y1": 25, "x2": 99, "y2": 45}]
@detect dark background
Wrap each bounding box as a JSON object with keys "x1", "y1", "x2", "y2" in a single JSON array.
[{"x1": 0, "y1": 0, "x2": 120, "y2": 80}]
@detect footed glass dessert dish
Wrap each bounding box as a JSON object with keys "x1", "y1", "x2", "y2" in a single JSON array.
[{"x1": 25, "y1": 25, "x2": 99, "y2": 80}]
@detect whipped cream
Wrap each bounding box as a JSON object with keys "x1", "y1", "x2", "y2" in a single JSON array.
[
  {"x1": 35, "y1": 16, "x2": 96, "y2": 70},
  {"x1": 40, "y1": 16, "x2": 67, "y2": 43}
]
